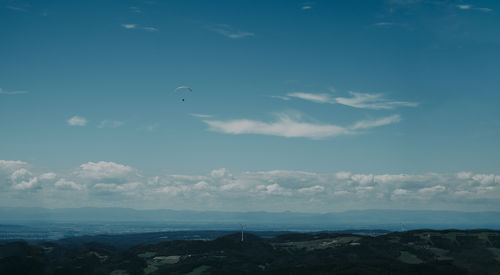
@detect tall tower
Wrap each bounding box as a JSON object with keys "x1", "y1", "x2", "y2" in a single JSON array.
[{"x1": 241, "y1": 224, "x2": 245, "y2": 242}]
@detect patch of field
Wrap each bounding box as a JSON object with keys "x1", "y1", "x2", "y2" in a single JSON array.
[
  {"x1": 337, "y1": 236, "x2": 361, "y2": 243},
  {"x1": 274, "y1": 236, "x2": 361, "y2": 251},
  {"x1": 488, "y1": 248, "x2": 500, "y2": 262},
  {"x1": 138, "y1": 251, "x2": 156, "y2": 258},
  {"x1": 110, "y1": 270, "x2": 129, "y2": 275},
  {"x1": 398, "y1": 251, "x2": 423, "y2": 264},
  {"x1": 442, "y1": 232, "x2": 466, "y2": 244},
  {"x1": 388, "y1": 236, "x2": 400, "y2": 243},
  {"x1": 186, "y1": 265, "x2": 211, "y2": 275},
  {"x1": 152, "y1": 255, "x2": 181, "y2": 265},
  {"x1": 475, "y1": 232, "x2": 496, "y2": 245},
  {"x1": 143, "y1": 255, "x2": 180, "y2": 274},
  {"x1": 143, "y1": 265, "x2": 158, "y2": 275},
  {"x1": 429, "y1": 247, "x2": 452, "y2": 260},
  {"x1": 415, "y1": 232, "x2": 435, "y2": 245}
]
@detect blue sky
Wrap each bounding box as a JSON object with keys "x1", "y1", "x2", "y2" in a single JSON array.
[{"x1": 1, "y1": 0, "x2": 499, "y2": 211}]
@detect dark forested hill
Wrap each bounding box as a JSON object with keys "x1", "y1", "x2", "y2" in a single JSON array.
[{"x1": 1, "y1": 230, "x2": 500, "y2": 274}]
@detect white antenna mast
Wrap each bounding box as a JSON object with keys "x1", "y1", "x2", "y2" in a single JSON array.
[{"x1": 240, "y1": 224, "x2": 246, "y2": 242}]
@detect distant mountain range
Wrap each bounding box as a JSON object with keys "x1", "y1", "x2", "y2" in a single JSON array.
[{"x1": 1, "y1": 207, "x2": 500, "y2": 230}]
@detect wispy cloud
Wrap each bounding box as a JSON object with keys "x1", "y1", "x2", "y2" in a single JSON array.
[
  {"x1": 129, "y1": 6, "x2": 142, "y2": 13},
  {"x1": 98, "y1": 120, "x2": 124, "y2": 128},
  {"x1": 190, "y1": 113, "x2": 213, "y2": 118},
  {"x1": 457, "y1": 4, "x2": 492, "y2": 12},
  {"x1": 351, "y1": 114, "x2": 401, "y2": 130},
  {"x1": 208, "y1": 24, "x2": 254, "y2": 39},
  {"x1": 121, "y1": 24, "x2": 137, "y2": 29},
  {"x1": 374, "y1": 22, "x2": 394, "y2": 27},
  {"x1": 269, "y1": 95, "x2": 292, "y2": 101},
  {"x1": 142, "y1": 26, "x2": 158, "y2": 32},
  {"x1": 282, "y1": 91, "x2": 418, "y2": 110},
  {"x1": 67, "y1": 116, "x2": 87, "y2": 126},
  {"x1": 7, "y1": 5, "x2": 28, "y2": 12},
  {"x1": 386, "y1": 0, "x2": 421, "y2": 5},
  {"x1": 286, "y1": 92, "x2": 335, "y2": 103},
  {"x1": 335, "y1": 91, "x2": 418, "y2": 109},
  {"x1": 301, "y1": 1, "x2": 314, "y2": 10},
  {"x1": 0, "y1": 88, "x2": 28, "y2": 95},
  {"x1": 121, "y1": 24, "x2": 158, "y2": 32},
  {"x1": 203, "y1": 113, "x2": 400, "y2": 139},
  {"x1": 138, "y1": 123, "x2": 159, "y2": 132}
]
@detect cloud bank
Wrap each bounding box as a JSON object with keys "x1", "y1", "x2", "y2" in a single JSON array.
[{"x1": 2, "y1": 160, "x2": 499, "y2": 212}]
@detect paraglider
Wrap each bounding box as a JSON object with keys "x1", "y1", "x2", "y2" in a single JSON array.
[{"x1": 174, "y1": 86, "x2": 192, "y2": 102}]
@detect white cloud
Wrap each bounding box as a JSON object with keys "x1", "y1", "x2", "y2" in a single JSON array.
[
  {"x1": 92, "y1": 181, "x2": 141, "y2": 193},
  {"x1": 257, "y1": 183, "x2": 291, "y2": 196},
  {"x1": 418, "y1": 185, "x2": 446, "y2": 198},
  {"x1": 129, "y1": 6, "x2": 142, "y2": 13},
  {"x1": 336, "y1": 171, "x2": 351, "y2": 180},
  {"x1": 204, "y1": 113, "x2": 350, "y2": 139},
  {"x1": 287, "y1": 92, "x2": 335, "y2": 103},
  {"x1": 7, "y1": 5, "x2": 28, "y2": 12},
  {"x1": 270, "y1": 95, "x2": 291, "y2": 101},
  {"x1": 10, "y1": 169, "x2": 39, "y2": 190},
  {"x1": 67, "y1": 116, "x2": 87, "y2": 126},
  {"x1": 335, "y1": 91, "x2": 418, "y2": 110},
  {"x1": 138, "y1": 123, "x2": 159, "y2": 132},
  {"x1": 55, "y1": 179, "x2": 83, "y2": 190},
  {"x1": 457, "y1": 5, "x2": 492, "y2": 12},
  {"x1": 121, "y1": 24, "x2": 137, "y2": 29},
  {"x1": 392, "y1": 188, "x2": 409, "y2": 196},
  {"x1": 190, "y1": 113, "x2": 213, "y2": 118},
  {"x1": 210, "y1": 168, "x2": 229, "y2": 178},
  {"x1": 1, "y1": 160, "x2": 500, "y2": 211},
  {"x1": 98, "y1": 120, "x2": 124, "y2": 128},
  {"x1": 0, "y1": 160, "x2": 28, "y2": 171},
  {"x1": 193, "y1": 181, "x2": 210, "y2": 190},
  {"x1": 39, "y1": 172, "x2": 57, "y2": 181},
  {"x1": 387, "y1": 0, "x2": 421, "y2": 5},
  {"x1": 121, "y1": 24, "x2": 158, "y2": 31},
  {"x1": 79, "y1": 161, "x2": 135, "y2": 180},
  {"x1": 471, "y1": 174, "x2": 495, "y2": 185},
  {"x1": 476, "y1": 7, "x2": 493, "y2": 12},
  {"x1": 142, "y1": 27, "x2": 158, "y2": 32},
  {"x1": 203, "y1": 113, "x2": 400, "y2": 139},
  {"x1": 0, "y1": 88, "x2": 28, "y2": 95},
  {"x1": 374, "y1": 22, "x2": 394, "y2": 27},
  {"x1": 208, "y1": 24, "x2": 254, "y2": 39},
  {"x1": 298, "y1": 185, "x2": 325, "y2": 194},
  {"x1": 351, "y1": 115, "x2": 401, "y2": 130},
  {"x1": 457, "y1": 171, "x2": 472, "y2": 179},
  {"x1": 302, "y1": 5, "x2": 312, "y2": 10},
  {"x1": 282, "y1": 91, "x2": 418, "y2": 110}
]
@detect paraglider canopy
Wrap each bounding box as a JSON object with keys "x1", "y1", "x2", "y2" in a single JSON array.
[
  {"x1": 174, "y1": 86, "x2": 192, "y2": 102},
  {"x1": 175, "y1": 86, "x2": 192, "y2": 92}
]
